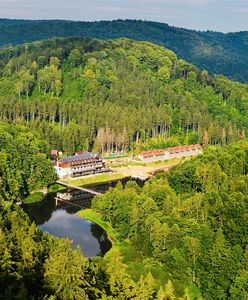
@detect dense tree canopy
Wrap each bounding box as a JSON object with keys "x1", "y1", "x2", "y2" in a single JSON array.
[
  {"x1": 2, "y1": 142, "x2": 248, "y2": 299},
  {"x1": 0, "y1": 36, "x2": 248, "y2": 299},
  {"x1": 0, "y1": 37, "x2": 247, "y2": 156},
  {"x1": 1, "y1": 19, "x2": 248, "y2": 82},
  {"x1": 0, "y1": 198, "x2": 195, "y2": 299},
  {"x1": 0, "y1": 123, "x2": 55, "y2": 201},
  {"x1": 92, "y1": 141, "x2": 248, "y2": 299}
]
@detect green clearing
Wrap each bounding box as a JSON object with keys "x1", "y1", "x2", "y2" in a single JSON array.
[
  {"x1": 150, "y1": 157, "x2": 191, "y2": 166},
  {"x1": 109, "y1": 157, "x2": 190, "y2": 168},
  {"x1": 23, "y1": 192, "x2": 44, "y2": 204},
  {"x1": 63, "y1": 173, "x2": 126, "y2": 187},
  {"x1": 48, "y1": 183, "x2": 67, "y2": 193}
]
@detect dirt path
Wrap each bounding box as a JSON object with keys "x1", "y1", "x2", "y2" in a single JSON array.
[{"x1": 111, "y1": 158, "x2": 189, "y2": 176}]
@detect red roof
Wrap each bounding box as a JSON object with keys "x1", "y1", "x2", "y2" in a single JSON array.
[
  {"x1": 75, "y1": 151, "x2": 87, "y2": 156},
  {"x1": 139, "y1": 149, "x2": 165, "y2": 158},
  {"x1": 139, "y1": 144, "x2": 202, "y2": 158},
  {"x1": 166, "y1": 144, "x2": 202, "y2": 153},
  {"x1": 50, "y1": 149, "x2": 58, "y2": 156}
]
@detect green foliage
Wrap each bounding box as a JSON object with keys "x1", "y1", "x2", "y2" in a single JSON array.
[
  {"x1": 1, "y1": 130, "x2": 248, "y2": 300},
  {"x1": 23, "y1": 192, "x2": 44, "y2": 204},
  {"x1": 0, "y1": 123, "x2": 55, "y2": 201},
  {"x1": 44, "y1": 242, "x2": 89, "y2": 300},
  {"x1": 1, "y1": 35, "x2": 248, "y2": 300},
  {"x1": 0, "y1": 37, "x2": 246, "y2": 156},
  {"x1": 1, "y1": 199, "x2": 191, "y2": 299},
  {"x1": 0, "y1": 202, "x2": 50, "y2": 299},
  {"x1": 92, "y1": 141, "x2": 248, "y2": 298},
  {"x1": 0, "y1": 19, "x2": 248, "y2": 82}
]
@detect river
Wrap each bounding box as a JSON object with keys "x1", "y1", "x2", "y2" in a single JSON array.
[{"x1": 22, "y1": 177, "x2": 146, "y2": 257}]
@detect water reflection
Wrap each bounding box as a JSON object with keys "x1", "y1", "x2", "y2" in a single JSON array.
[
  {"x1": 86, "y1": 176, "x2": 145, "y2": 193},
  {"x1": 22, "y1": 191, "x2": 111, "y2": 257},
  {"x1": 23, "y1": 177, "x2": 146, "y2": 257},
  {"x1": 40, "y1": 209, "x2": 111, "y2": 257}
]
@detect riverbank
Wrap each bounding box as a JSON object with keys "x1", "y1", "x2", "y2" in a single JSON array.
[
  {"x1": 48, "y1": 183, "x2": 67, "y2": 193},
  {"x1": 23, "y1": 192, "x2": 44, "y2": 204},
  {"x1": 76, "y1": 209, "x2": 129, "y2": 258},
  {"x1": 77, "y1": 209, "x2": 176, "y2": 287},
  {"x1": 77, "y1": 209, "x2": 202, "y2": 298}
]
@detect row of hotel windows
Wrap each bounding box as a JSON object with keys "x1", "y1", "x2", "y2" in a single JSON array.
[
  {"x1": 70, "y1": 159, "x2": 102, "y2": 165},
  {"x1": 72, "y1": 164, "x2": 103, "y2": 170}
]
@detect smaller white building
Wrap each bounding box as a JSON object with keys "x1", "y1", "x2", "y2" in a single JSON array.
[{"x1": 54, "y1": 165, "x2": 72, "y2": 178}]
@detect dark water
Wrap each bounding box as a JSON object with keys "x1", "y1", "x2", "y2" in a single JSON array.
[
  {"x1": 22, "y1": 192, "x2": 112, "y2": 257},
  {"x1": 22, "y1": 177, "x2": 146, "y2": 257},
  {"x1": 85, "y1": 176, "x2": 145, "y2": 193}
]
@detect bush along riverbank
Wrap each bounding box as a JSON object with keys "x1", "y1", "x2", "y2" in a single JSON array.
[
  {"x1": 23, "y1": 192, "x2": 44, "y2": 204},
  {"x1": 23, "y1": 184, "x2": 64, "y2": 204}
]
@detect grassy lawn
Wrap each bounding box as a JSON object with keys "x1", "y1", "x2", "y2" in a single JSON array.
[
  {"x1": 150, "y1": 157, "x2": 190, "y2": 166},
  {"x1": 48, "y1": 183, "x2": 67, "y2": 193},
  {"x1": 110, "y1": 157, "x2": 190, "y2": 168},
  {"x1": 23, "y1": 192, "x2": 44, "y2": 204},
  {"x1": 63, "y1": 173, "x2": 125, "y2": 187},
  {"x1": 77, "y1": 209, "x2": 129, "y2": 258}
]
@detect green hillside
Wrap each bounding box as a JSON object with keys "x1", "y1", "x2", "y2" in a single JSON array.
[
  {"x1": 0, "y1": 18, "x2": 33, "y2": 27},
  {"x1": 1, "y1": 19, "x2": 248, "y2": 81},
  {"x1": 0, "y1": 37, "x2": 247, "y2": 155},
  {"x1": 0, "y1": 37, "x2": 248, "y2": 299},
  {"x1": 92, "y1": 141, "x2": 248, "y2": 299}
]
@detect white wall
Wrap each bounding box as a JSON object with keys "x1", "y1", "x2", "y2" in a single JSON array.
[
  {"x1": 54, "y1": 166, "x2": 72, "y2": 179},
  {"x1": 139, "y1": 149, "x2": 202, "y2": 162}
]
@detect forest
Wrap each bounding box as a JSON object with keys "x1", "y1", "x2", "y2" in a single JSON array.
[
  {"x1": 0, "y1": 123, "x2": 55, "y2": 202},
  {"x1": 92, "y1": 141, "x2": 248, "y2": 299},
  {"x1": 0, "y1": 37, "x2": 247, "y2": 156},
  {"x1": 0, "y1": 36, "x2": 248, "y2": 299},
  {"x1": 1, "y1": 139, "x2": 248, "y2": 299},
  {"x1": 1, "y1": 19, "x2": 248, "y2": 82}
]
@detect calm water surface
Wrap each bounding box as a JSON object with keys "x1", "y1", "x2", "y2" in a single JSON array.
[
  {"x1": 22, "y1": 191, "x2": 112, "y2": 257},
  {"x1": 22, "y1": 177, "x2": 146, "y2": 257}
]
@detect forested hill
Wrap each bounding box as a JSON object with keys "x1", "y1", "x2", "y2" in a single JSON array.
[
  {"x1": 1, "y1": 36, "x2": 248, "y2": 300},
  {"x1": 1, "y1": 141, "x2": 248, "y2": 299},
  {"x1": 0, "y1": 18, "x2": 33, "y2": 27},
  {"x1": 0, "y1": 37, "x2": 247, "y2": 155},
  {"x1": 1, "y1": 19, "x2": 248, "y2": 82}
]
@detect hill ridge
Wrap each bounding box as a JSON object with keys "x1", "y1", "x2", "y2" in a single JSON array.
[{"x1": 0, "y1": 19, "x2": 248, "y2": 82}]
